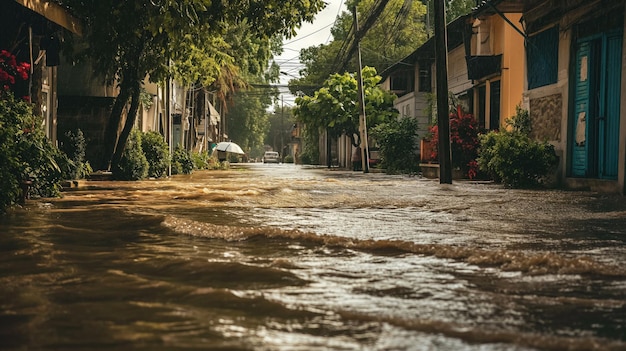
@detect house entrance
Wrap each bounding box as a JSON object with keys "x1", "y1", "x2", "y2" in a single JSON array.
[{"x1": 570, "y1": 28, "x2": 623, "y2": 179}]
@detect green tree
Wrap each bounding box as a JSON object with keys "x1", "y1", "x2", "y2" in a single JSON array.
[
  {"x1": 288, "y1": 0, "x2": 428, "y2": 95},
  {"x1": 446, "y1": 0, "x2": 475, "y2": 20},
  {"x1": 267, "y1": 104, "x2": 294, "y2": 156},
  {"x1": 226, "y1": 91, "x2": 270, "y2": 157},
  {"x1": 294, "y1": 66, "x2": 397, "y2": 147},
  {"x1": 60, "y1": 0, "x2": 325, "y2": 171}
]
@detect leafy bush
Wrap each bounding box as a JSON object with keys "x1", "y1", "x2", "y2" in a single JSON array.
[
  {"x1": 300, "y1": 127, "x2": 320, "y2": 165},
  {"x1": 370, "y1": 116, "x2": 420, "y2": 174},
  {"x1": 59, "y1": 129, "x2": 92, "y2": 180},
  {"x1": 477, "y1": 107, "x2": 557, "y2": 188},
  {"x1": 429, "y1": 107, "x2": 482, "y2": 178},
  {"x1": 283, "y1": 155, "x2": 294, "y2": 163},
  {"x1": 172, "y1": 146, "x2": 194, "y2": 175},
  {"x1": 113, "y1": 129, "x2": 148, "y2": 180},
  {"x1": 20, "y1": 128, "x2": 67, "y2": 198},
  {"x1": 141, "y1": 131, "x2": 170, "y2": 178},
  {"x1": 191, "y1": 151, "x2": 210, "y2": 170},
  {"x1": 0, "y1": 93, "x2": 65, "y2": 211}
]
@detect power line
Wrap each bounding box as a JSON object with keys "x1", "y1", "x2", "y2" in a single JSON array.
[
  {"x1": 283, "y1": 22, "x2": 335, "y2": 46},
  {"x1": 336, "y1": 0, "x2": 392, "y2": 73}
]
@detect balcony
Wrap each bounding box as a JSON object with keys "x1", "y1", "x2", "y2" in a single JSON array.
[{"x1": 466, "y1": 54, "x2": 502, "y2": 80}]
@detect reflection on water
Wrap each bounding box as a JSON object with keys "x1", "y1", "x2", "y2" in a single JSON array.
[{"x1": 0, "y1": 164, "x2": 625, "y2": 350}]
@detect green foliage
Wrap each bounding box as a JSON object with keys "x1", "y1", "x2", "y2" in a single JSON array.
[
  {"x1": 477, "y1": 108, "x2": 558, "y2": 188},
  {"x1": 283, "y1": 155, "x2": 294, "y2": 163},
  {"x1": 191, "y1": 151, "x2": 210, "y2": 170},
  {"x1": 429, "y1": 107, "x2": 482, "y2": 178},
  {"x1": 227, "y1": 92, "x2": 269, "y2": 154},
  {"x1": 291, "y1": 0, "x2": 428, "y2": 92},
  {"x1": 61, "y1": 0, "x2": 325, "y2": 170},
  {"x1": 113, "y1": 129, "x2": 148, "y2": 181},
  {"x1": 172, "y1": 146, "x2": 194, "y2": 175},
  {"x1": 370, "y1": 116, "x2": 420, "y2": 174},
  {"x1": 18, "y1": 133, "x2": 66, "y2": 199},
  {"x1": 0, "y1": 93, "x2": 66, "y2": 212},
  {"x1": 0, "y1": 96, "x2": 25, "y2": 211},
  {"x1": 506, "y1": 105, "x2": 532, "y2": 135},
  {"x1": 300, "y1": 127, "x2": 320, "y2": 165},
  {"x1": 59, "y1": 129, "x2": 92, "y2": 180},
  {"x1": 141, "y1": 131, "x2": 170, "y2": 178},
  {"x1": 266, "y1": 105, "x2": 294, "y2": 157},
  {"x1": 294, "y1": 66, "x2": 397, "y2": 146}
]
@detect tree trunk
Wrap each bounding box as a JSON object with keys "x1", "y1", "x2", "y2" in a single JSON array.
[
  {"x1": 100, "y1": 35, "x2": 147, "y2": 171},
  {"x1": 110, "y1": 81, "x2": 141, "y2": 170},
  {"x1": 100, "y1": 83, "x2": 131, "y2": 170}
]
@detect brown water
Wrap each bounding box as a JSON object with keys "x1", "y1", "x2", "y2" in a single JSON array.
[{"x1": 1, "y1": 164, "x2": 625, "y2": 350}]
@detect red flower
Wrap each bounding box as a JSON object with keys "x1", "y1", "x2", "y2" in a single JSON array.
[
  {"x1": 428, "y1": 105, "x2": 483, "y2": 178},
  {"x1": 0, "y1": 49, "x2": 30, "y2": 97},
  {"x1": 0, "y1": 68, "x2": 9, "y2": 81}
]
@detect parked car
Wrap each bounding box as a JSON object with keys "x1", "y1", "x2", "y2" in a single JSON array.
[{"x1": 263, "y1": 151, "x2": 280, "y2": 163}]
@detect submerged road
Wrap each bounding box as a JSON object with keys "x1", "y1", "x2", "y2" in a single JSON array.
[{"x1": 0, "y1": 164, "x2": 624, "y2": 350}]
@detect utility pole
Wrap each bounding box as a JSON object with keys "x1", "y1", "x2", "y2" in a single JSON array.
[
  {"x1": 434, "y1": 0, "x2": 452, "y2": 184},
  {"x1": 354, "y1": 6, "x2": 369, "y2": 173},
  {"x1": 281, "y1": 95, "x2": 284, "y2": 163}
]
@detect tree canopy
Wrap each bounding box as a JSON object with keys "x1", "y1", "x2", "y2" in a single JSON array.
[
  {"x1": 59, "y1": 0, "x2": 325, "y2": 170},
  {"x1": 294, "y1": 66, "x2": 398, "y2": 146},
  {"x1": 286, "y1": 0, "x2": 477, "y2": 96}
]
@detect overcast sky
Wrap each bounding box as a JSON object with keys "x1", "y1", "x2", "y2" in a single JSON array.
[{"x1": 273, "y1": 0, "x2": 347, "y2": 107}]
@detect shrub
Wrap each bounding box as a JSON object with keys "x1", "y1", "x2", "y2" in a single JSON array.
[
  {"x1": 172, "y1": 146, "x2": 194, "y2": 175},
  {"x1": 191, "y1": 151, "x2": 210, "y2": 170},
  {"x1": 370, "y1": 116, "x2": 420, "y2": 174},
  {"x1": 300, "y1": 127, "x2": 320, "y2": 165},
  {"x1": 477, "y1": 107, "x2": 558, "y2": 188},
  {"x1": 20, "y1": 129, "x2": 67, "y2": 198},
  {"x1": 0, "y1": 93, "x2": 66, "y2": 211},
  {"x1": 429, "y1": 106, "x2": 482, "y2": 178},
  {"x1": 59, "y1": 129, "x2": 92, "y2": 180},
  {"x1": 141, "y1": 131, "x2": 170, "y2": 178},
  {"x1": 283, "y1": 155, "x2": 294, "y2": 163},
  {"x1": 113, "y1": 129, "x2": 148, "y2": 180}
]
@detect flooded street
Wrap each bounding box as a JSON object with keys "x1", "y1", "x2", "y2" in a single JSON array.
[{"x1": 1, "y1": 164, "x2": 625, "y2": 350}]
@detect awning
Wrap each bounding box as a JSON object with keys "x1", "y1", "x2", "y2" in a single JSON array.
[
  {"x1": 15, "y1": 0, "x2": 82, "y2": 35},
  {"x1": 208, "y1": 102, "x2": 220, "y2": 125}
]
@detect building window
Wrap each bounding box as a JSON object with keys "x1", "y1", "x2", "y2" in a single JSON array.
[
  {"x1": 475, "y1": 81, "x2": 501, "y2": 130},
  {"x1": 390, "y1": 70, "x2": 414, "y2": 94},
  {"x1": 418, "y1": 61, "x2": 431, "y2": 92},
  {"x1": 489, "y1": 80, "x2": 501, "y2": 130},
  {"x1": 527, "y1": 26, "x2": 559, "y2": 89},
  {"x1": 477, "y1": 85, "x2": 486, "y2": 129}
]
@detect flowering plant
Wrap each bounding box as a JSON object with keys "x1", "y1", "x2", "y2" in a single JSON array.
[
  {"x1": 0, "y1": 49, "x2": 30, "y2": 97},
  {"x1": 428, "y1": 106, "x2": 482, "y2": 179}
]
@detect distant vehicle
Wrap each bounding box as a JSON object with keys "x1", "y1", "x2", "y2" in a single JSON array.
[{"x1": 263, "y1": 151, "x2": 280, "y2": 163}]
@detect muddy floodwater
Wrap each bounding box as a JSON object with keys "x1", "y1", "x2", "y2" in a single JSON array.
[{"x1": 1, "y1": 164, "x2": 625, "y2": 350}]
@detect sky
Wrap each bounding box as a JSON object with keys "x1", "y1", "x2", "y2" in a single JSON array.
[{"x1": 272, "y1": 0, "x2": 347, "y2": 108}]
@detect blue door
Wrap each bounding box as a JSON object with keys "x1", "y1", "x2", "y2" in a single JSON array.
[{"x1": 570, "y1": 31, "x2": 622, "y2": 179}]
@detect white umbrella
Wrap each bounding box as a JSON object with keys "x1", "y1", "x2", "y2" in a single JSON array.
[{"x1": 214, "y1": 141, "x2": 245, "y2": 155}]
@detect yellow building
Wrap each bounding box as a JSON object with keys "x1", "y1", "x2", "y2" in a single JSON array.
[{"x1": 467, "y1": 13, "x2": 525, "y2": 130}]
